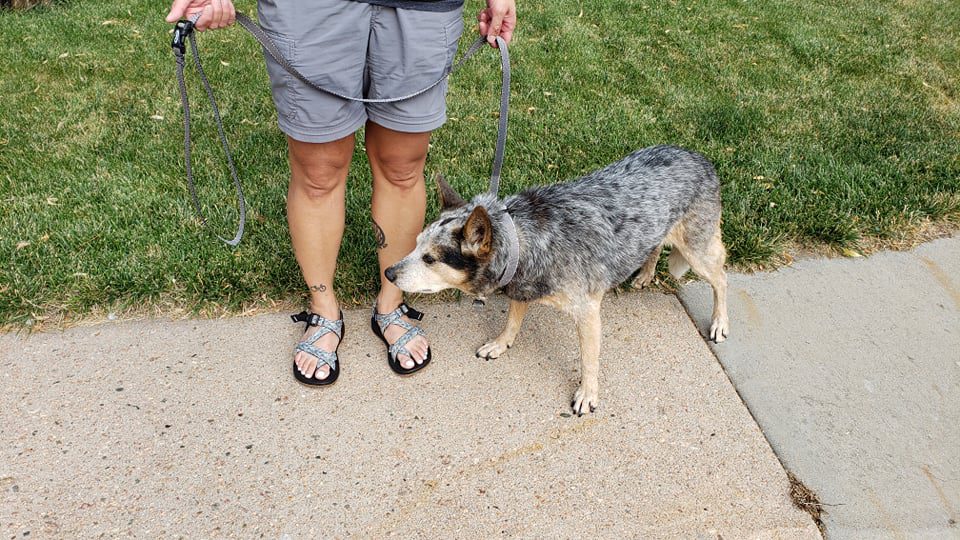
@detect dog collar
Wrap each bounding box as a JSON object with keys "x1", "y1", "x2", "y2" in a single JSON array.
[{"x1": 497, "y1": 212, "x2": 520, "y2": 289}]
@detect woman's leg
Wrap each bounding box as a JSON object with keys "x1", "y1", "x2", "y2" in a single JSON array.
[
  {"x1": 287, "y1": 133, "x2": 355, "y2": 380},
  {"x1": 365, "y1": 121, "x2": 431, "y2": 369}
]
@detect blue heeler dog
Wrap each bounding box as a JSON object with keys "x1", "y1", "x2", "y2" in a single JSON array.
[{"x1": 385, "y1": 145, "x2": 729, "y2": 415}]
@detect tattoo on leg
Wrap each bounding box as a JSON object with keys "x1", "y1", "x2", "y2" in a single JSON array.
[
  {"x1": 372, "y1": 219, "x2": 388, "y2": 250},
  {"x1": 309, "y1": 284, "x2": 327, "y2": 293}
]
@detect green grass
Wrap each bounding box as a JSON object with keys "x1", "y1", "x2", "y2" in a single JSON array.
[{"x1": 1, "y1": 0, "x2": 958, "y2": 325}]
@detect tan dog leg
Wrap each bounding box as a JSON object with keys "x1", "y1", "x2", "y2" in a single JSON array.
[
  {"x1": 570, "y1": 292, "x2": 603, "y2": 415},
  {"x1": 678, "y1": 228, "x2": 729, "y2": 342},
  {"x1": 476, "y1": 300, "x2": 529, "y2": 359},
  {"x1": 631, "y1": 244, "x2": 663, "y2": 289}
]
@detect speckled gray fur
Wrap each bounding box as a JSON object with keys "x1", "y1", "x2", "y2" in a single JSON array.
[{"x1": 456, "y1": 145, "x2": 721, "y2": 300}]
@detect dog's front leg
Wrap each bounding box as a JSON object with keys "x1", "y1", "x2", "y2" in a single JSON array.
[
  {"x1": 571, "y1": 294, "x2": 603, "y2": 416},
  {"x1": 476, "y1": 300, "x2": 529, "y2": 359}
]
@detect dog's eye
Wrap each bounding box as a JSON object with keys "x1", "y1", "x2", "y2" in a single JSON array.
[{"x1": 422, "y1": 254, "x2": 436, "y2": 265}]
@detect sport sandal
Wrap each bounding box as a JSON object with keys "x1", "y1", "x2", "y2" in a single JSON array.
[
  {"x1": 291, "y1": 310, "x2": 344, "y2": 386},
  {"x1": 371, "y1": 302, "x2": 432, "y2": 375}
]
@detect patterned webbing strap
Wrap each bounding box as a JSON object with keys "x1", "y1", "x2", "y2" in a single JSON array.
[{"x1": 373, "y1": 303, "x2": 425, "y2": 360}]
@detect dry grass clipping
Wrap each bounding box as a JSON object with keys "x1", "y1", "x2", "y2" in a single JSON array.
[{"x1": 788, "y1": 471, "x2": 827, "y2": 535}]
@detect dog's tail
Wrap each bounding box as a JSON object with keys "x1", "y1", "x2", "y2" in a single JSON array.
[{"x1": 668, "y1": 249, "x2": 690, "y2": 279}]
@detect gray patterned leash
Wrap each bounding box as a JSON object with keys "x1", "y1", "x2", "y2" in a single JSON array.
[
  {"x1": 172, "y1": 12, "x2": 511, "y2": 246},
  {"x1": 173, "y1": 12, "x2": 245, "y2": 246}
]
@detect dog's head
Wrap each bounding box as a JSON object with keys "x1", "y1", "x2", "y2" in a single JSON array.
[{"x1": 385, "y1": 175, "x2": 504, "y2": 296}]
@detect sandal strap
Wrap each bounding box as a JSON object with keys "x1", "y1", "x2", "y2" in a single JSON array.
[
  {"x1": 295, "y1": 342, "x2": 338, "y2": 370},
  {"x1": 373, "y1": 302, "x2": 427, "y2": 361},
  {"x1": 302, "y1": 319, "x2": 342, "y2": 345},
  {"x1": 291, "y1": 310, "x2": 343, "y2": 370},
  {"x1": 372, "y1": 302, "x2": 423, "y2": 330},
  {"x1": 388, "y1": 325, "x2": 425, "y2": 360}
]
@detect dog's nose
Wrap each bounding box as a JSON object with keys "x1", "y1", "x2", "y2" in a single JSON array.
[{"x1": 384, "y1": 266, "x2": 397, "y2": 283}]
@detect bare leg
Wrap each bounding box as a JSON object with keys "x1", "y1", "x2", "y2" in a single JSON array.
[
  {"x1": 631, "y1": 244, "x2": 663, "y2": 289},
  {"x1": 287, "y1": 134, "x2": 354, "y2": 380},
  {"x1": 366, "y1": 121, "x2": 430, "y2": 369},
  {"x1": 570, "y1": 292, "x2": 604, "y2": 415},
  {"x1": 476, "y1": 300, "x2": 530, "y2": 359}
]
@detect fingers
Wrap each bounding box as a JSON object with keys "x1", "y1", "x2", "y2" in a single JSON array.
[
  {"x1": 197, "y1": 0, "x2": 221, "y2": 31},
  {"x1": 478, "y1": 0, "x2": 516, "y2": 47},
  {"x1": 208, "y1": 0, "x2": 237, "y2": 30},
  {"x1": 176, "y1": 0, "x2": 235, "y2": 31},
  {"x1": 165, "y1": 0, "x2": 193, "y2": 23},
  {"x1": 487, "y1": 10, "x2": 505, "y2": 46}
]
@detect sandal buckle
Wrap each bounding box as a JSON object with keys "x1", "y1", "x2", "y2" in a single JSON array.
[{"x1": 400, "y1": 303, "x2": 424, "y2": 321}]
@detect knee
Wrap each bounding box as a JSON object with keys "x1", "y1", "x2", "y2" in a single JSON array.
[
  {"x1": 372, "y1": 151, "x2": 426, "y2": 192},
  {"x1": 291, "y1": 154, "x2": 350, "y2": 200}
]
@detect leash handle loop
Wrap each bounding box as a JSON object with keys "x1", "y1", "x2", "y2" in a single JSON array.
[{"x1": 174, "y1": 17, "x2": 246, "y2": 247}]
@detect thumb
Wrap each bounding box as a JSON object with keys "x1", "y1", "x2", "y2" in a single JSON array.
[
  {"x1": 487, "y1": 10, "x2": 506, "y2": 45},
  {"x1": 165, "y1": 0, "x2": 192, "y2": 23}
]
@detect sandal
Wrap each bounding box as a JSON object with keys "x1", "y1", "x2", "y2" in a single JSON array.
[
  {"x1": 291, "y1": 310, "x2": 344, "y2": 386},
  {"x1": 371, "y1": 302, "x2": 432, "y2": 375}
]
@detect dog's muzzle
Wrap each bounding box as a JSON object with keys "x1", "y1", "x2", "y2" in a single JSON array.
[{"x1": 384, "y1": 266, "x2": 398, "y2": 283}]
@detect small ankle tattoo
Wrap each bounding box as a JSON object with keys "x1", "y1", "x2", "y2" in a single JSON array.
[
  {"x1": 309, "y1": 284, "x2": 327, "y2": 293},
  {"x1": 372, "y1": 219, "x2": 388, "y2": 250}
]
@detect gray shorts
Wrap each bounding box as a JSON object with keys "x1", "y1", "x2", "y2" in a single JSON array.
[{"x1": 256, "y1": 0, "x2": 466, "y2": 143}]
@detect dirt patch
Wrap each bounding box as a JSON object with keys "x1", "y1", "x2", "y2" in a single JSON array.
[{"x1": 788, "y1": 471, "x2": 827, "y2": 536}]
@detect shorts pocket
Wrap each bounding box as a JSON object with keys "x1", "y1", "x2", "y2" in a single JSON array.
[
  {"x1": 261, "y1": 30, "x2": 301, "y2": 124},
  {"x1": 443, "y1": 13, "x2": 466, "y2": 68}
]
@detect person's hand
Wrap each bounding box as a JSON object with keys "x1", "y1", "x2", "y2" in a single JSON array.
[
  {"x1": 165, "y1": 0, "x2": 236, "y2": 32},
  {"x1": 477, "y1": 0, "x2": 516, "y2": 48}
]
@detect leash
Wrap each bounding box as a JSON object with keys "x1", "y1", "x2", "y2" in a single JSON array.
[{"x1": 172, "y1": 12, "x2": 511, "y2": 246}]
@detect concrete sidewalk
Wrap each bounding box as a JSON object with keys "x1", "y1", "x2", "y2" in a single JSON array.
[
  {"x1": 680, "y1": 235, "x2": 960, "y2": 538},
  {"x1": 0, "y1": 292, "x2": 817, "y2": 538}
]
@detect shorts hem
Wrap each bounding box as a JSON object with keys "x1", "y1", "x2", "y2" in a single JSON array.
[
  {"x1": 277, "y1": 112, "x2": 367, "y2": 144},
  {"x1": 366, "y1": 110, "x2": 447, "y2": 134}
]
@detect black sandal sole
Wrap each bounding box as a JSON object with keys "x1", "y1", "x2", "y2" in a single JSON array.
[
  {"x1": 370, "y1": 316, "x2": 431, "y2": 376},
  {"x1": 293, "y1": 321, "x2": 344, "y2": 387}
]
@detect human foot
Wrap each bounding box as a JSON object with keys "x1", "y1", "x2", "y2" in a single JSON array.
[
  {"x1": 371, "y1": 300, "x2": 431, "y2": 374},
  {"x1": 292, "y1": 305, "x2": 343, "y2": 384}
]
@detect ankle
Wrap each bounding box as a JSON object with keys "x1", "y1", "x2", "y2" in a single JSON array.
[
  {"x1": 308, "y1": 294, "x2": 340, "y2": 320},
  {"x1": 375, "y1": 289, "x2": 404, "y2": 315}
]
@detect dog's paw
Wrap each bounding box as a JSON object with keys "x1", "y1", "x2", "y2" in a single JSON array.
[
  {"x1": 476, "y1": 340, "x2": 510, "y2": 360},
  {"x1": 570, "y1": 385, "x2": 599, "y2": 417},
  {"x1": 630, "y1": 273, "x2": 655, "y2": 290},
  {"x1": 710, "y1": 317, "x2": 729, "y2": 343}
]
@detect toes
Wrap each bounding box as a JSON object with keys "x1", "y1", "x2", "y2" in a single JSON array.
[
  {"x1": 303, "y1": 357, "x2": 317, "y2": 378},
  {"x1": 400, "y1": 355, "x2": 415, "y2": 369},
  {"x1": 314, "y1": 364, "x2": 329, "y2": 380},
  {"x1": 476, "y1": 341, "x2": 507, "y2": 360},
  {"x1": 570, "y1": 387, "x2": 599, "y2": 416},
  {"x1": 295, "y1": 352, "x2": 306, "y2": 374},
  {"x1": 709, "y1": 320, "x2": 730, "y2": 343}
]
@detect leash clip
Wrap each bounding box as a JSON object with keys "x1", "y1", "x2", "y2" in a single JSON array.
[{"x1": 171, "y1": 19, "x2": 195, "y2": 55}]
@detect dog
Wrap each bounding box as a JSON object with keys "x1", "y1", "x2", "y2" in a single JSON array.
[{"x1": 385, "y1": 145, "x2": 729, "y2": 415}]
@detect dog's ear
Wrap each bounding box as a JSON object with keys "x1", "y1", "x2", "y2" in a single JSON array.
[
  {"x1": 461, "y1": 205, "x2": 493, "y2": 260},
  {"x1": 435, "y1": 174, "x2": 466, "y2": 210}
]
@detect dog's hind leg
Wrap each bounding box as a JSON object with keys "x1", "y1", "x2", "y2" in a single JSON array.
[
  {"x1": 476, "y1": 300, "x2": 529, "y2": 359},
  {"x1": 570, "y1": 291, "x2": 604, "y2": 416},
  {"x1": 667, "y1": 249, "x2": 691, "y2": 279},
  {"x1": 675, "y1": 226, "x2": 729, "y2": 343},
  {"x1": 631, "y1": 244, "x2": 663, "y2": 289}
]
